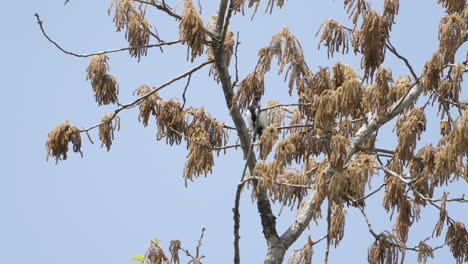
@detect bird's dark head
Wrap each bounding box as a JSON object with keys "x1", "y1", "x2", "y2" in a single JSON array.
[{"x1": 251, "y1": 97, "x2": 261, "y2": 107}]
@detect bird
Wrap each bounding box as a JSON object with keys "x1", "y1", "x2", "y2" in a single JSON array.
[{"x1": 245, "y1": 97, "x2": 268, "y2": 142}]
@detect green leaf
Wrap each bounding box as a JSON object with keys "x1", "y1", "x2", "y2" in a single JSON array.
[{"x1": 129, "y1": 253, "x2": 145, "y2": 261}]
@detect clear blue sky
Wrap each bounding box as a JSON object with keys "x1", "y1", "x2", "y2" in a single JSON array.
[{"x1": 1, "y1": 0, "x2": 466, "y2": 263}]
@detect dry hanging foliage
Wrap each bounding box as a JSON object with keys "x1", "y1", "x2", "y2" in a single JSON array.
[
  {"x1": 233, "y1": 71, "x2": 265, "y2": 110},
  {"x1": 316, "y1": 19, "x2": 352, "y2": 58},
  {"x1": 388, "y1": 75, "x2": 412, "y2": 106},
  {"x1": 440, "y1": 120, "x2": 450, "y2": 135},
  {"x1": 207, "y1": 29, "x2": 234, "y2": 82},
  {"x1": 394, "y1": 107, "x2": 426, "y2": 162},
  {"x1": 134, "y1": 85, "x2": 159, "y2": 127},
  {"x1": 368, "y1": 232, "x2": 402, "y2": 264},
  {"x1": 382, "y1": 0, "x2": 399, "y2": 29},
  {"x1": 421, "y1": 51, "x2": 443, "y2": 93},
  {"x1": 363, "y1": 67, "x2": 393, "y2": 118},
  {"x1": 86, "y1": 55, "x2": 119, "y2": 105},
  {"x1": 354, "y1": 10, "x2": 390, "y2": 80},
  {"x1": 330, "y1": 62, "x2": 362, "y2": 118},
  {"x1": 409, "y1": 145, "x2": 436, "y2": 204},
  {"x1": 433, "y1": 192, "x2": 448, "y2": 237},
  {"x1": 274, "y1": 136, "x2": 298, "y2": 166},
  {"x1": 417, "y1": 241, "x2": 434, "y2": 264},
  {"x1": 394, "y1": 199, "x2": 411, "y2": 243},
  {"x1": 254, "y1": 158, "x2": 311, "y2": 207},
  {"x1": 433, "y1": 145, "x2": 461, "y2": 186},
  {"x1": 311, "y1": 63, "x2": 362, "y2": 128},
  {"x1": 186, "y1": 107, "x2": 228, "y2": 153},
  {"x1": 169, "y1": 240, "x2": 181, "y2": 264},
  {"x1": 329, "y1": 134, "x2": 348, "y2": 171},
  {"x1": 259, "y1": 125, "x2": 279, "y2": 160},
  {"x1": 155, "y1": 99, "x2": 186, "y2": 145},
  {"x1": 343, "y1": 153, "x2": 376, "y2": 202},
  {"x1": 433, "y1": 111, "x2": 467, "y2": 185},
  {"x1": 46, "y1": 121, "x2": 82, "y2": 163},
  {"x1": 265, "y1": 100, "x2": 286, "y2": 127},
  {"x1": 183, "y1": 126, "x2": 214, "y2": 184},
  {"x1": 438, "y1": 13, "x2": 466, "y2": 64},
  {"x1": 98, "y1": 113, "x2": 120, "y2": 151},
  {"x1": 287, "y1": 236, "x2": 314, "y2": 264},
  {"x1": 438, "y1": 0, "x2": 466, "y2": 14},
  {"x1": 329, "y1": 203, "x2": 346, "y2": 246},
  {"x1": 179, "y1": 0, "x2": 205, "y2": 62},
  {"x1": 255, "y1": 26, "x2": 313, "y2": 94},
  {"x1": 297, "y1": 67, "x2": 329, "y2": 119},
  {"x1": 383, "y1": 160, "x2": 406, "y2": 212},
  {"x1": 436, "y1": 63, "x2": 464, "y2": 106},
  {"x1": 235, "y1": 0, "x2": 287, "y2": 18},
  {"x1": 108, "y1": 0, "x2": 153, "y2": 60},
  {"x1": 446, "y1": 221, "x2": 468, "y2": 264},
  {"x1": 344, "y1": 0, "x2": 368, "y2": 25}
]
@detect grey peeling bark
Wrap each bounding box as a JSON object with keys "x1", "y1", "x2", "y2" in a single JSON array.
[{"x1": 212, "y1": 1, "x2": 281, "y2": 263}]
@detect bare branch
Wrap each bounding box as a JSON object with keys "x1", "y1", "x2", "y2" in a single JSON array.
[
  {"x1": 324, "y1": 201, "x2": 332, "y2": 264},
  {"x1": 34, "y1": 13, "x2": 180, "y2": 58},
  {"x1": 233, "y1": 142, "x2": 254, "y2": 264},
  {"x1": 181, "y1": 74, "x2": 192, "y2": 109},
  {"x1": 232, "y1": 31, "x2": 240, "y2": 87},
  {"x1": 195, "y1": 226, "x2": 206, "y2": 259},
  {"x1": 352, "y1": 183, "x2": 387, "y2": 204},
  {"x1": 261, "y1": 103, "x2": 312, "y2": 112},
  {"x1": 134, "y1": 0, "x2": 182, "y2": 20},
  {"x1": 386, "y1": 40, "x2": 418, "y2": 80}
]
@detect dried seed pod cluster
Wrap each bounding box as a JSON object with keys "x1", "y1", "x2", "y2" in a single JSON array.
[
  {"x1": 287, "y1": 236, "x2": 314, "y2": 264},
  {"x1": 367, "y1": 232, "x2": 402, "y2": 264},
  {"x1": 108, "y1": 0, "x2": 153, "y2": 60},
  {"x1": 179, "y1": 0, "x2": 206, "y2": 62},
  {"x1": 46, "y1": 121, "x2": 82, "y2": 163},
  {"x1": 86, "y1": 55, "x2": 119, "y2": 105},
  {"x1": 98, "y1": 113, "x2": 120, "y2": 151},
  {"x1": 134, "y1": 85, "x2": 159, "y2": 127}
]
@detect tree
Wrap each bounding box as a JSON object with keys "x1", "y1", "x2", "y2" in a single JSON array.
[{"x1": 38, "y1": 0, "x2": 468, "y2": 263}]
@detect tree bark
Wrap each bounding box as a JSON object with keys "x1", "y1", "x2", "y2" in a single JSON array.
[{"x1": 264, "y1": 244, "x2": 287, "y2": 264}]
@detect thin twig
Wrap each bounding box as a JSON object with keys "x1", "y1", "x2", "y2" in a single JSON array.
[
  {"x1": 233, "y1": 139, "x2": 254, "y2": 264},
  {"x1": 352, "y1": 183, "x2": 387, "y2": 203},
  {"x1": 324, "y1": 200, "x2": 332, "y2": 264},
  {"x1": 386, "y1": 40, "x2": 418, "y2": 80},
  {"x1": 35, "y1": 13, "x2": 180, "y2": 58},
  {"x1": 232, "y1": 31, "x2": 240, "y2": 87},
  {"x1": 195, "y1": 226, "x2": 206, "y2": 259},
  {"x1": 181, "y1": 74, "x2": 192, "y2": 109},
  {"x1": 261, "y1": 103, "x2": 312, "y2": 111},
  {"x1": 134, "y1": 0, "x2": 182, "y2": 20}
]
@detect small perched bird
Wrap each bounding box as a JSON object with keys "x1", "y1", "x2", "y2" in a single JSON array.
[{"x1": 245, "y1": 97, "x2": 268, "y2": 141}]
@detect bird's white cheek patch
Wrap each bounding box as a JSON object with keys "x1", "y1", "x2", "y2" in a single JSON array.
[{"x1": 245, "y1": 111, "x2": 254, "y2": 129}]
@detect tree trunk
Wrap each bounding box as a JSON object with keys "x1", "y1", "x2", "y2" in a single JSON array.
[{"x1": 264, "y1": 245, "x2": 287, "y2": 264}]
